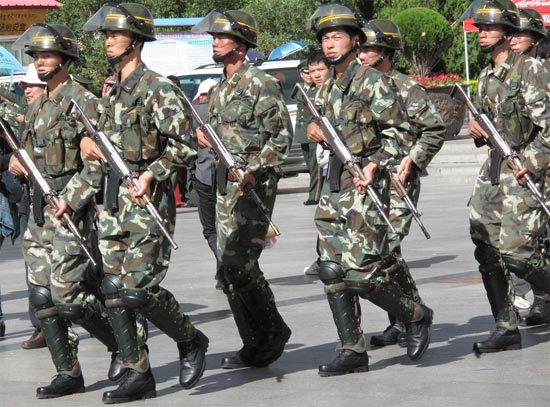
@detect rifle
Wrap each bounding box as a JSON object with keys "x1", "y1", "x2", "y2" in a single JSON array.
[
  {"x1": 387, "y1": 166, "x2": 430, "y2": 239},
  {"x1": 0, "y1": 117, "x2": 98, "y2": 268},
  {"x1": 181, "y1": 93, "x2": 281, "y2": 236},
  {"x1": 451, "y1": 84, "x2": 550, "y2": 218},
  {"x1": 62, "y1": 97, "x2": 179, "y2": 249},
  {"x1": 291, "y1": 83, "x2": 397, "y2": 234}
]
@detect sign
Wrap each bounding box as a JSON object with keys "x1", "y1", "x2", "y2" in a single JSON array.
[
  {"x1": 0, "y1": 9, "x2": 47, "y2": 36},
  {"x1": 142, "y1": 33, "x2": 214, "y2": 77}
]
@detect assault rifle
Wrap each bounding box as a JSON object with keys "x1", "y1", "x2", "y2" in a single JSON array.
[
  {"x1": 0, "y1": 117, "x2": 98, "y2": 267},
  {"x1": 181, "y1": 93, "x2": 280, "y2": 236},
  {"x1": 387, "y1": 166, "x2": 430, "y2": 239},
  {"x1": 451, "y1": 84, "x2": 550, "y2": 218},
  {"x1": 62, "y1": 98, "x2": 179, "y2": 249},
  {"x1": 291, "y1": 83, "x2": 396, "y2": 234}
]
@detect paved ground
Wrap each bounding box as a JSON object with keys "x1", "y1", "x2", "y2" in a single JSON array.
[{"x1": 1, "y1": 147, "x2": 550, "y2": 406}]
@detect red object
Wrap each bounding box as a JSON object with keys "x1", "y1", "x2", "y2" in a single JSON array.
[
  {"x1": 0, "y1": 0, "x2": 63, "y2": 7},
  {"x1": 463, "y1": 0, "x2": 550, "y2": 32},
  {"x1": 174, "y1": 185, "x2": 183, "y2": 208}
]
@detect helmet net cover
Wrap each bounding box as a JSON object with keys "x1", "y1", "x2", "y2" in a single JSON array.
[
  {"x1": 362, "y1": 19, "x2": 403, "y2": 50},
  {"x1": 12, "y1": 23, "x2": 79, "y2": 60},
  {"x1": 191, "y1": 9, "x2": 258, "y2": 48},
  {"x1": 83, "y1": 2, "x2": 156, "y2": 42}
]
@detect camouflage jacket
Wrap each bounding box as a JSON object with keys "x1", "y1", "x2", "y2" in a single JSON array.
[
  {"x1": 0, "y1": 100, "x2": 25, "y2": 133},
  {"x1": 208, "y1": 60, "x2": 293, "y2": 176},
  {"x1": 315, "y1": 60, "x2": 413, "y2": 167},
  {"x1": 97, "y1": 63, "x2": 196, "y2": 181},
  {"x1": 475, "y1": 52, "x2": 550, "y2": 176},
  {"x1": 294, "y1": 82, "x2": 316, "y2": 145},
  {"x1": 21, "y1": 79, "x2": 100, "y2": 212},
  {"x1": 387, "y1": 69, "x2": 445, "y2": 171}
]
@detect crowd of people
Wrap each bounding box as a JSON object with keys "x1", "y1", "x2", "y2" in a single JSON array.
[{"x1": 2, "y1": 0, "x2": 550, "y2": 403}]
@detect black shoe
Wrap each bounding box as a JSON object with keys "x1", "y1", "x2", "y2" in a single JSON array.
[
  {"x1": 177, "y1": 330, "x2": 209, "y2": 389},
  {"x1": 370, "y1": 325, "x2": 402, "y2": 347},
  {"x1": 108, "y1": 352, "x2": 127, "y2": 382},
  {"x1": 473, "y1": 327, "x2": 522, "y2": 354},
  {"x1": 0, "y1": 318, "x2": 5, "y2": 338},
  {"x1": 221, "y1": 346, "x2": 257, "y2": 369},
  {"x1": 318, "y1": 349, "x2": 369, "y2": 377},
  {"x1": 397, "y1": 331, "x2": 407, "y2": 348},
  {"x1": 525, "y1": 297, "x2": 550, "y2": 326},
  {"x1": 407, "y1": 305, "x2": 433, "y2": 361},
  {"x1": 102, "y1": 369, "x2": 156, "y2": 404},
  {"x1": 36, "y1": 374, "x2": 85, "y2": 399},
  {"x1": 253, "y1": 324, "x2": 291, "y2": 367},
  {"x1": 21, "y1": 328, "x2": 47, "y2": 349},
  {"x1": 303, "y1": 199, "x2": 319, "y2": 206}
]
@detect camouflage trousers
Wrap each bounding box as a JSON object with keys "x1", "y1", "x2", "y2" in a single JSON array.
[
  {"x1": 24, "y1": 202, "x2": 96, "y2": 305},
  {"x1": 98, "y1": 183, "x2": 175, "y2": 288},
  {"x1": 469, "y1": 159, "x2": 549, "y2": 330},
  {"x1": 215, "y1": 169, "x2": 277, "y2": 289}
]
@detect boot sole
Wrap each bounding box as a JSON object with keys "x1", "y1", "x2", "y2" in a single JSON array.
[
  {"x1": 473, "y1": 342, "x2": 522, "y2": 354},
  {"x1": 102, "y1": 389, "x2": 156, "y2": 404},
  {"x1": 318, "y1": 365, "x2": 369, "y2": 377},
  {"x1": 36, "y1": 387, "x2": 85, "y2": 399}
]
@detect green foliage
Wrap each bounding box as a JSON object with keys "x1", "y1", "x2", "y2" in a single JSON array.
[{"x1": 393, "y1": 7, "x2": 452, "y2": 76}]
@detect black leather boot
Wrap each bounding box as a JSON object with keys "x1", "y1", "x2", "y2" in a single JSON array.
[
  {"x1": 108, "y1": 352, "x2": 125, "y2": 382},
  {"x1": 370, "y1": 325, "x2": 402, "y2": 347},
  {"x1": 36, "y1": 374, "x2": 85, "y2": 399},
  {"x1": 525, "y1": 296, "x2": 550, "y2": 326},
  {"x1": 406, "y1": 305, "x2": 433, "y2": 361},
  {"x1": 473, "y1": 327, "x2": 522, "y2": 353},
  {"x1": 177, "y1": 330, "x2": 209, "y2": 389},
  {"x1": 102, "y1": 368, "x2": 156, "y2": 404},
  {"x1": 318, "y1": 349, "x2": 369, "y2": 377},
  {"x1": 221, "y1": 348, "x2": 255, "y2": 369}
]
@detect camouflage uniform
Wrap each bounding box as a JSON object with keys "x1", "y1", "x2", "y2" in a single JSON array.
[
  {"x1": 92, "y1": 63, "x2": 202, "y2": 374},
  {"x1": 470, "y1": 51, "x2": 550, "y2": 332},
  {"x1": 21, "y1": 79, "x2": 118, "y2": 379},
  {"x1": 209, "y1": 60, "x2": 293, "y2": 366},
  {"x1": 0, "y1": 99, "x2": 25, "y2": 133},
  {"x1": 315, "y1": 60, "x2": 430, "y2": 354}
]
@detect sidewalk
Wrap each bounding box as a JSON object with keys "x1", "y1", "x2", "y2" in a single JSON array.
[{"x1": 1, "y1": 176, "x2": 549, "y2": 406}]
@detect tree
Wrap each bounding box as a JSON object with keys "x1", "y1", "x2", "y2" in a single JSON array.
[{"x1": 393, "y1": 7, "x2": 453, "y2": 77}]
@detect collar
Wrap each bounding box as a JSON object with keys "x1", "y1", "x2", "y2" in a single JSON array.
[{"x1": 114, "y1": 63, "x2": 148, "y2": 94}]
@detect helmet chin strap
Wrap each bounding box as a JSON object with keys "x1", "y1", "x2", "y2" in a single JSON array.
[
  {"x1": 480, "y1": 35, "x2": 507, "y2": 53},
  {"x1": 370, "y1": 55, "x2": 385, "y2": 69},
  {"x1": 520, "y1": 42, "x2": 535, "y2": 55},
  {"x1": 107, "y1": 38, "x2": 139, "y2": 75},
  {"x1": 212, "y1": 46, "x2": 241, "y2": 63},
  {"x1": 328, "y1": 47, "x2": 356, "y2": 66},
  {"x1": 37, "y1": 60, "x2": 67, "y2": 82}
]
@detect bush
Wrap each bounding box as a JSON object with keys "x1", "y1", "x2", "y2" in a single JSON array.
[{"x1": 393, "y1": 7, "x2": 453, "y2": 77}]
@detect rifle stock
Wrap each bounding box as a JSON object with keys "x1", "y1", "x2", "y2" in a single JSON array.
[
  {"x1": 291, "y1": 83, "x2": 397, "y2": 234},
  {"x1": 451, "y1": 84, "x2": 550, "y2": 217},
  {"x1": 62, "y1": 97, "x2": 179, "y2": 249},
  {"x1": 0, "y1": 117, "x2": 98, "y2": 268}
]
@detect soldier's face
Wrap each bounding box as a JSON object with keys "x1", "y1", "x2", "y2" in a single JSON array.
[
  {"x1": 321, "y1": 28, "x2": 355, "y2": 60},
  {"x1": 104, "y1": 30, "x2": 133, "y2": 59},
  {"x1": 308, "y1": 62, "x2": 330, "y2": 86},
  {"x1": 212, "y1": 33, "x2": 240, "y2": 59},
  {"x1": 33, "y1": 51, "x2": 62, "y2": 79},
  {"x1": 476, "y1": 24, "x2": 506, "y2": 48},
  {"x1": 358, "y1": 46, "x2": 384, "y2": 67},
  {"x1": 510, "y1": 31, "x2": 537, "y2": 54},
  {"x1": 23, "y1": 84, "x2": 45, "y2": 105}
]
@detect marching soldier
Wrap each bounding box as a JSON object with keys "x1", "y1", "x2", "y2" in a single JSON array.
[{"x1": 306, "y1": 4, "x2": 434, "y2": 376}]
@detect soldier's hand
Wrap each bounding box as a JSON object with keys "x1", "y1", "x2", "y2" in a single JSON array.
[
  {"x1": 196, "y1": 128, "x2": 212, "y2": 149},
  {"x1": 8, "y1": 155, "x2": 27, "y2": 177},
  {"x1": 468, "y1": 118, "x2": 488, "y2": 141},
  {"x1": 80, "y1": 137, "x2": 105, "y2": 161},
  {"x1": 307, "y1": 122, "x2": 327, "y2": 144},
  {"x1": 129, "y1": 170, "x2": 154, "y2": 205},
  {"x1": 353, "y1": 162, "x2": 378, "y2": 195},
  {"x1": 238, "y1": 170, "x2": 256, "y2": 194},
  {"x1": 512, "y1": 166, "x2": 529, "y2": 186},
  {"x1": 53, "y1": 198, "x2": 72, "y2": 221},
  {"x1": 398, "y1": 156, "x2": 414, "y2": 184}
]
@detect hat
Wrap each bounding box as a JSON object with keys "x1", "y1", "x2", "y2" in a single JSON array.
[
  {"x1": 298, "y1": 60, "x2": 309, "y2": 73},
  {"x1": 193, "y1": 78, "x2": 218, "y2": 101},
  {"x1": 20, "y1": 64, "x2": 46, "y2": 87}
]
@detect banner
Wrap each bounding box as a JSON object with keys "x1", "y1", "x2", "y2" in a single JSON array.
[{"x1": 0, "y1": 9, "x2": 47, "y2": 36}]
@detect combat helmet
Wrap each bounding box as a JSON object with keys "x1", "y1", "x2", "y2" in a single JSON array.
[
  {"x1": 362, "y1": 19, "x2": 403, "y2": 50},
  {"x1": 192, "y1": 9, "x2": 258, "y2": 48},
  {"x1": 517, "y1": 8, "x2": 547, "y2": 38},
  {"x1": 12, "y1": 23, "x2": 80, "y2": 60},
  {"x1": 83, "y1": 2, "x2": 156, "y2": 42},
  {"x1": 472, "y1": 0, "x2": 520, "y2": 30},
  {"x1": 308, "y1": 3, "x2": 365, "y2": 43}
]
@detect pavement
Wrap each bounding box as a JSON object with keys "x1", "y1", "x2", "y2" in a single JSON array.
[{"x1": 2, "y1": 137, "x2": 550, "y2": 406}]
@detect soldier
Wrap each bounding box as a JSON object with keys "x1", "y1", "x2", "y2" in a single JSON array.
[
  {"x1": 191, "y1": 9, "x2": 292, "y2": 369},
  {"x1": 81, "y1": 3, "x2": 208, "y2": 403},
  {"x1": 509, "y1": 7, "x2": 550, "y2": 326},
  {"x1": 8, "y1": 23, "x2": 123, "y2": 398},
  {"x1": 358, "y1": 19, "x2": 446, "y2": 346},
  {"x1": 306, "y1": 4, "x2": 433, "y2": 376},
  {"x1": 467, "y1": 0, "x2": 550, "y2": 353}
]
